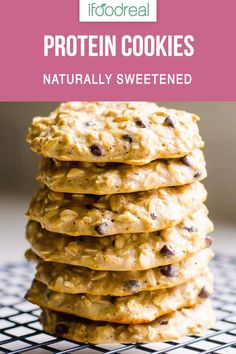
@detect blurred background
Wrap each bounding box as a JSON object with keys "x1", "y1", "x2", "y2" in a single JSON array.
[{"x1": 0, "y1": 102, "x2": 235, "y2": 263}]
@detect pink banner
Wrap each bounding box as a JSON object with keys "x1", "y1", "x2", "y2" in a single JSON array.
[{"x1": 0, "y1": 0, "x2": 235, "y2": 101}]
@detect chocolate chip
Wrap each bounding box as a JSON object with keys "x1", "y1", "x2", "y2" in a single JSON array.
[
  {"x1": 122, "y1": 134, "x2": 133, "y2": 143},
  {"x1": 205, "y1": 236, "x2": 213, "y2": 247},
  {"x1": 150, "y1": 213, "x2": 157, "y2": 220},
  {"x1": 46, "y1": 291, "x2": 52, "y2": 299},
  {"x1": 159, "y1": 320, "x2": 168, "y2": 325},
  {"x1": 135, "y1": 119, "x2": 146, "y2": 128},
  {"x1": 183, "y1": 226, "x2": 197, "y2": 232},
  {"x1": 179, "y1": 156, "x2": 192, "y2": 167},
  {"x1": 124, "y1": 279, "x2": 141, "y2": 292},
  {"x1": 94, "y1": 222, "x2": 109, "y2": 235},
  {"x1": 194, "y1": 171, "x2": 202, "y2": 178},
  {"x1": 164, "y1": 116, "x2": 176, "y2": 128},
  {"x1": 160, "y1": 244, "x2": 175, "y2": 256},
  {"x1": 55, "y1": 324, "x2": 69, "y2": 337},
  {"x1": 90, "y1": 144, "x2": 102, "y2": 156},
  {"x1": 199, "y1": 286, "x2": 211, "y2": 299},
  {"x1": 85, "y1": 121, "x2": 96, "y2": 126},
  {"x1": 160, "y1": 265, "x2": 176, "y2": 277}
]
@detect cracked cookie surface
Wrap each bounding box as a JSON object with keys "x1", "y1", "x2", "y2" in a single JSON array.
[
  {"x1": 26, "y1": 205, "x2": 213, "y2": 271},
  {"x1": 27, "y1": 102, "x2": 204, "y2": 165},
  {"x1": 40, "y1": 299, "x2": 214, "y2": 343},
  {"x1": 38, "y1": 149, "x2": 206, "y2": 195},
  {"x1": 27, "y1": 182, "x2": 207, "y2": 237},
  {"x1": 26, "y1": 273, "x2": 213, "y2": 324}
]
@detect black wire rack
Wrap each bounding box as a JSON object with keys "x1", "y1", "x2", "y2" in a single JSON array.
[{"x1": 1, "y1": 254, "x2": 236, "y2": 354}]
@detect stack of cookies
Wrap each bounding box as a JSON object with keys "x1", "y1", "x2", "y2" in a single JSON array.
[{"x1": 25, "y1": 102, "x2": 215, "y2": 344}]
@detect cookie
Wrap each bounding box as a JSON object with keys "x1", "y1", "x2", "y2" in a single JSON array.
[
  {"x1": 26, "y1": 272, "x2": 213, "y2": 324},
  {"x1": 40, "y1": 299, "x2": 214, "y2": 343},
  {"x1": 26, "y1": 205, "x2": 213, "y2": 271},
  {"x1": 27, "y1": 182, "x2": 207, "y2": 237},
  {"x1": 31, "y1": 248, "x2": 213, "y2": 296},
  {"x1": 38, "y1": 149, "x2": 206, "y2": 195},
  {"x1": 26, "y1": 102, "x2": 204, "y2": 165},
  {"x1": 25, "y1": 249, "x2": 40, "y2": 262}
]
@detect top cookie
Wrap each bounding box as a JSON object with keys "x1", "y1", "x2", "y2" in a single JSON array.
[{"x1": 27, "y1": 102, "x2": 204, "y2": 164}]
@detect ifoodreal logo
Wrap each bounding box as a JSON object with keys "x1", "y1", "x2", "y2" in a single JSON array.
[{"x1": 79, "y1": 0, "x2": 157, "y2": 22}]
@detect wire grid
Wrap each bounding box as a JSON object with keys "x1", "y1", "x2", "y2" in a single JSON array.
[{"x1": 0, "y1": 254, "x2": 236, "y2": 354}]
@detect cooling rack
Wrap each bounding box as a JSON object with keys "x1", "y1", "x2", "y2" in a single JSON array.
[{"x1": 0, "y1": 254, "x2": 236, "y2": 353}]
